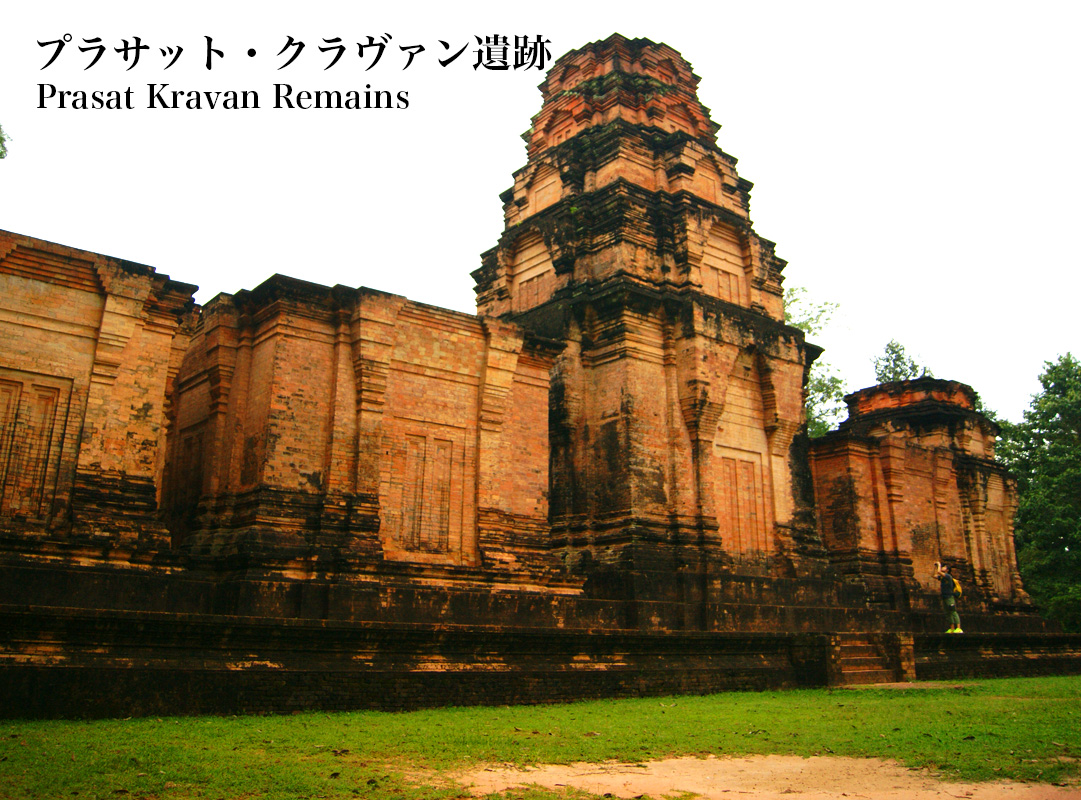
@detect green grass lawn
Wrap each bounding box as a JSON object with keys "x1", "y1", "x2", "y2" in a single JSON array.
[{"x1": 1, "y1": 675, "x2": 1079, "y2": 799}]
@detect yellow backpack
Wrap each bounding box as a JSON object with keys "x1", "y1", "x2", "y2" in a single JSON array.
[{"x1": 952, "y1": 577, "x2": 963, "y2": 598}]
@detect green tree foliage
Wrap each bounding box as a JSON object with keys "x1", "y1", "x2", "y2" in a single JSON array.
[
  {"x1": 873, "y1": 339, "x2": 932, "y2": 382},
  {"x1": 996, "y1": 353, "x2": 1081, "y2": 632},
  {"x1": 0, "y1": 124, "x2": 9, "y2": 159},
  {"x1": 784, "y1": 287, "x2": 846, "y2": 438}
]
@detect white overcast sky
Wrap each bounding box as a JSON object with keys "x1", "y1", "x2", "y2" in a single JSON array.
[{"x1": 2, "y1": 1, "x2": 1078, "y2": 423}]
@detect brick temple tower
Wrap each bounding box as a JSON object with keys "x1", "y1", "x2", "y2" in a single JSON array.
[{"x1": 474, "y1": 35, "x2": 827, "y2": 622}]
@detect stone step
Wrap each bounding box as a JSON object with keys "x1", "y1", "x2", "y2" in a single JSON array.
[
  {"x1": 840, "y1": 655, "x2": 888, "y2": 670},
  {"x1": 840, "y1": 667, "x2": 897, "y2": 685},
  {"x1": 839, "y1": 644, "x2": 879, "y2": 658},
  {"x1": 836, "y1": 632, "x2": 897, "y2": 685},
  {"x1": 838, "y1": 635, "x2": 876, "y2": 645}
]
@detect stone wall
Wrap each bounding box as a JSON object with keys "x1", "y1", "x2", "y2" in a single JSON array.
[
  {"x1": 0, "y1": 605, "x2": 832, "y2": 718},
  {"x1": 163, "y1": 276, "x2": 561, "y2": 584},
  {"x1": 2, "y1": 604, "x2": 1076, "y2": 719}
]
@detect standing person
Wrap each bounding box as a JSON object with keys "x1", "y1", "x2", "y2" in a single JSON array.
[{"x1": 934, "y1": 562, "x2": 962, "y2": 633}]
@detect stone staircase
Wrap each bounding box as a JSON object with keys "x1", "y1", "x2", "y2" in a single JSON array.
[{"x1": 836, "y1": 633, "x2": 900, "y2": 685}]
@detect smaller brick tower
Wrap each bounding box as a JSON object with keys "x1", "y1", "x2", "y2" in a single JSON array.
[
  {"x1": 0, "y1": 230, "x2": 196, "y2": 549},
  {"x1": 810, "y1": 379, "x2": 1028, "y2": 615},
  {"x1": 474, "y1": 35, "x2": 827, "y2": 627}
]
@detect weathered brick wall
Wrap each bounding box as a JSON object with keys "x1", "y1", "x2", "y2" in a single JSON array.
[
  {"x1": 534, "y1": 295, "x2": 814, "y2": 577},
  {"x1": 2, "y1": 602, "x2": 1076, "y2": 719},
  {"x1": 0, "y1": 605, "x2": 832, "y2": 719},
  {"x1": 915, "y1": 632, "x2": 1081, "y2": 680},
  {"x1": 165, "y1": 277, "x2": 560, "y2": 580},
  {"x1": 0, "y1": 230, "x2": 195, "y2": 545},
  {"x1": 809, "y1": 379, "x2": 1027, "y2": 610}
]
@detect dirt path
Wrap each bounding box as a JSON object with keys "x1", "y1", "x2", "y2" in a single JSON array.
[{"x1": 454, "y1": 754, "x2": 1081, "y2": 799}]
